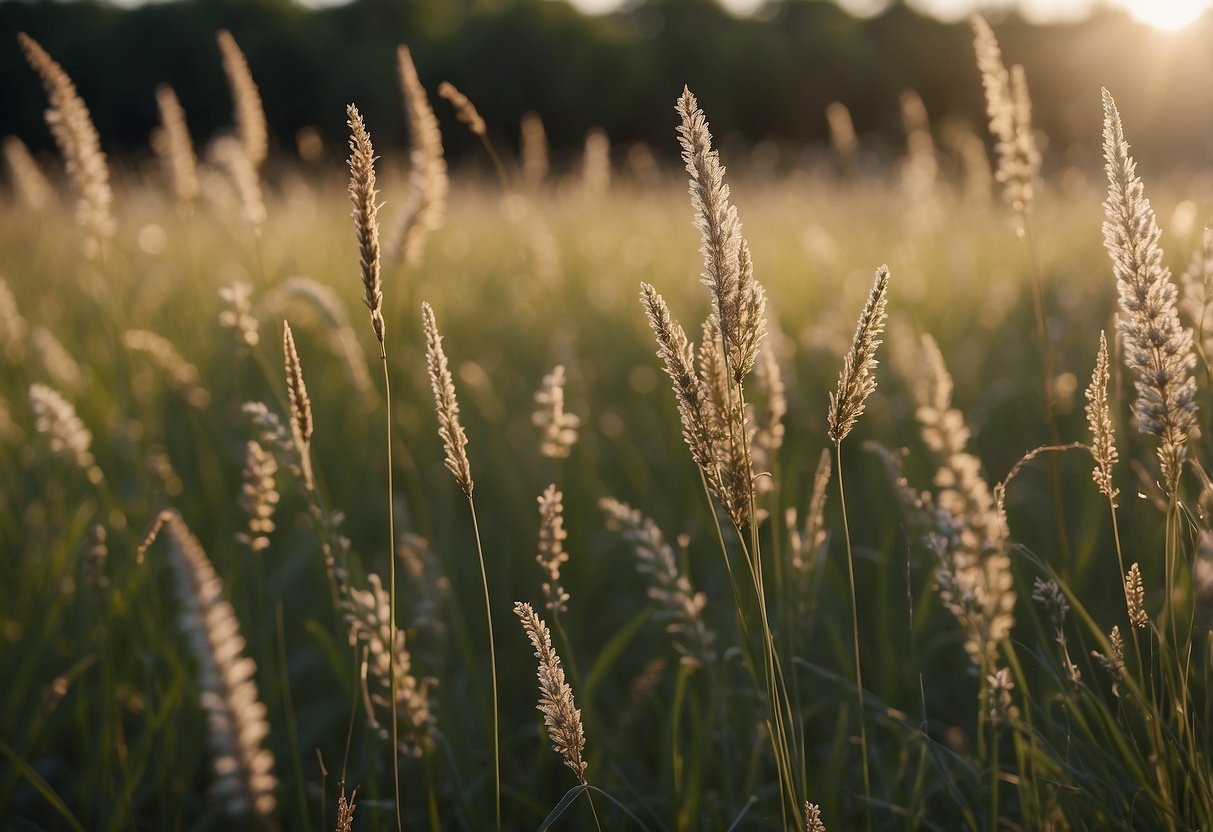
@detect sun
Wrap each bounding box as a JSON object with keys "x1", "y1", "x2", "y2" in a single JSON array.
[{"x1": 1117, "y1": 0, "x2": 1210, "y2": 30}]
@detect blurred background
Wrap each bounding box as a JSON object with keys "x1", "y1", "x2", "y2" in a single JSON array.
[{"x1": 2, "y1": 0, "x2": 1212, "y2": 176}]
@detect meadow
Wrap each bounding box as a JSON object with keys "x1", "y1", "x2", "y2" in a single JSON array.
[{"x1": 2, "y1": 20, "x2": 1213, "y2": 832}]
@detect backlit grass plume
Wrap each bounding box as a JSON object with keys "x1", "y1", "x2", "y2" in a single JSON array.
[
  {"x1": 438, "y1": 81, "x2": 486, "y2": 136},
  {"x1": 676, "y1": 86, "x2": 765, "y2": 381},
  {"x1": 29, "y1": 383, "x2": 101, "y2": 484},
  {"x1": 639, "y1": 283, "x2": 738, "y2": 524},
  {"x1": 911, "y1": 334, "x2": 1014, "y2": 666},
  {"x1": 600, "y1": 497, "x2": 715, "y2": 668},
  {"x1": 971, "y1": 16, "x2": 1039, "y2": 226},
  {"x1": 536, "y1": 484, "x2": 570, "y2": 614},
  {"x1": 18, "y1": 33, "x2": 114, "y2": 249},
  {"x1": 1085, "y1": 330, "x2": 1118, "y2": 505},
  {"x1": 389, "y1": 46, "x2": 448, "y2": 266},
  {"x1": 533, "y1": 364, "x2": 580, "y2": 459},
  {"x1": 216, "y1": 30, "x2": 267, "y2": 169},
  {"x1": 158, "y1": 510, "x2": 277, "y2": 819},
  {"x1": 828, "y1": 265, "x2": 890, "y2": 444},
  {"x1": 152, "y1": 85, "x2": 199, "y2": 207},
  {"x1": 282, "y1": 321, "x2": 314, "y2": 492},
  {"x1": 514, "y1": 601, "x2": 587, "y2": 783},
  {"x1": 1101, "y1": 88, "x2": 1198, "y2": 496},
  {"x1": 422, "y1": 302, "x2": 473, "y2": 497},
  {"x1": 346, "y1": 104, "x2": 384, "y2": 346}
]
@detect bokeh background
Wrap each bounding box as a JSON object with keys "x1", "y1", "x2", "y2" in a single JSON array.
[{"x1": 2, "y1": 0, "x2": 1213, "y2": 173}]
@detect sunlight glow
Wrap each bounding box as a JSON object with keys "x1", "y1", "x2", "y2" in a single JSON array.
[{"x1": 1114, "y1": 0, "x2": 1211, "y2": 30}]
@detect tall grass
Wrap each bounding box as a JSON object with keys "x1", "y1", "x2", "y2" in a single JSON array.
[{"x1": 3, "y1": 25, "x2": 1213, "y2": 832}]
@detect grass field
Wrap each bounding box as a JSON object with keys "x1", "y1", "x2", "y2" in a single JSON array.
[{"x1": 3, "y1": 24, "x2": 1213, "y2": 832}]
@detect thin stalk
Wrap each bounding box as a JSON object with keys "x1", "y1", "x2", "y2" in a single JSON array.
[
  {"x1": 584, "y1": 788, "x2": 604, "y2": 832},
  {"x1": 989, "y1": 720, "x2": 999, "y2": 832},
  {"x1": 727, "y1": 361, "x2": 798, "y2": 827},
  {"x1": 466, "y1": 499, "x2": 501, "y2": 832},
  {"x1": 671, "y1": 663, "x2": 689, "y2": 825},
  {"x1": 379, "y1": 350, "x2": 403, "y2": 832},
  {"x1": 835, "y1": 442, "x2": 872, "y2": 830},
  {"x1": 275, "y1": 602, "x2": 310, "y2": 829},
  {"x1": 479, "y1": 136, "x2": 511, "y2": 193},
  {"x1": 1022, "y1": 219, "x2": 1072, "y2": 576}
]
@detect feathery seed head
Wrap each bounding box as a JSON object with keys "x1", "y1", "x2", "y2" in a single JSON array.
[
  {"x1": 153, "y1": 85, "x2": 199, "y2": 205},
  {"x1": 972, "y1": 18, "x2": 1038, "y2": 223},
  {"x1": 514, "y1": 601, "x2": 587, "y2": 782},
  {"x1": 532, "y1": 364, "x2": 580, "y2": 459},
  {"x1": 422, "y1": 302, "x2": 473, "y2": 497},
  {"x1": 216, "y1": 30, "x2": 267, "y2": 168},
  {"x1": 804, "y1": 802, "x2": 827, "y2": 832},
  {"x1": 282, "y1": 321, "x2": 312, "y2": 446},
  {"x1": 601, "y1": 497, "x2": 715, "y2": 667},
  {"x1": 1085, "y1": 331, "x2": 1119, "y2": 505},
  {"x1": 235, "y1": 440, "x2": 278, "y2": 553},
  {"x1": 1125, "y1": 562, "x2": 1148, "y2": 629},
  {"x1": 18, "y1": 32, "x2": 113, "y2": 247},
  {"x1": 29, "y1": 383, "x2": 100, "y2": 482},
  {"x1": 218, "y1": 281, "x2": 259, "y2": 347},
  {"x1": 987, "y1": 665, "x2": 1017, "y2": 725},
  {"x1": 161, "y1": 511, "x2": 277, "y2": 817},
  {"x1": 438, "y1": 81, "x2": 486, "y2": 136},
  {"x1": 391, "y1": 47, "x2": 448, "y2": 266},
  {"x1": 1101, "y1": 88, "x2": 1198, "y2": 496},
  {"x1": 346, "y1": 104, "x2": 384, "y2": 344},
  {"x1": 640, "y1": 283, "x2": 717, "y2": 475},
  {"x1": 282, "y1": 321, "x2": 314, "y2": 491},
  {"x1": 536, "y1": 485, "x2": 570, "y2": 614},
  {"x1": 676, "y1": 87, "x2": 766, "y2": 375},
  {"x1": 828, "y1": 265, "x2": 890, "y2": 444}
]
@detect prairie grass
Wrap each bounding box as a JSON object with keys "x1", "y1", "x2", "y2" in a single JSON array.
[{"x1": 4, "y1": 29, "x2": 1213, "y2": 832}]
